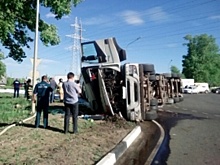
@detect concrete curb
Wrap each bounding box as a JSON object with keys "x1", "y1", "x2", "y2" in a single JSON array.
[
  {"x1": 145, "y1": 120, "x2": 165, "y2": 164},
  {"x1": 96, "y1": 126, "x2": 141, "y2": 165},
  {"x1": 0, "y1": 113, "x2": 36, "y2": 136}
]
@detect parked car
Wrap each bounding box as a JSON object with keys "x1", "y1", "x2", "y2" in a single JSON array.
[
  {"x1": 211, "y1": 87, "x2": 220, "y2": 94},
  {"x1": 183, "y1": 85, "x2": 209, "y2": 94},
  {"x1": 183, "y1": 86, "x2": 199, "y2": 94}
]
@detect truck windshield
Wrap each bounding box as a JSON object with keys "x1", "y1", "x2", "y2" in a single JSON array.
[{"x1": 81, "y1": 43, "x2": 99, "y2": 63}]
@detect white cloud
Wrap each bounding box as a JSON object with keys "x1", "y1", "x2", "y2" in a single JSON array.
[
  {"x1": 40, "y1": 58, "x2": 59, "y2": 64},
  {"x1": 46, "y1": 12, "x2": 69, "y2": 19},
  {"x1": 46, "y1": 12, "x2": 56, "y2": 18},
  {"x1": 120, "y1": 10, "x2": 144, "y2": 25},
  {"x1": 208, "y1": 15, "x2": 220, "y2": 20},
  {"x1": 146, "y1": 7, "x2": 169, "y2": 23},
  {"x1": 63, "y1": 15, "x2": 69, "y2": 19},
  {"x1": 83, "y1": 16, "x2": 114, "y2": 26}
]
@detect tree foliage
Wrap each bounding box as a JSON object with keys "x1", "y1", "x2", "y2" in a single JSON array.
[
  {"x1": 182, "y1": 34, "x2": 220, "y2": 86},
  {"x1": 170, "y1": 65, "x2": 185, "y2": 78},
  {"x1": 0, "y1": 0, "x2": 82, "y2": 62},
  {"x1": 0, "y1": 51, "x2": 6, "y2": 77},
  {"x1": 171, "y1": 65, "x2": 180, "y2": 74}
]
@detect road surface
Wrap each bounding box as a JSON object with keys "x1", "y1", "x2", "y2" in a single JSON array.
[{"x1": 153, "y1": 93, "x2": 220, "y2": 165}]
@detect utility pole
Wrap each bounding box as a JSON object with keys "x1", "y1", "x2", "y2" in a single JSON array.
[
  {"x1": 168, "y1": 59, "x2": 173, "y2": 73},
  {"x1": 66, "y1": 17, "x2": 84, "y2": 78},
  {"x1": 31, "y1": 0, "x2": 40, "y2": 114}
]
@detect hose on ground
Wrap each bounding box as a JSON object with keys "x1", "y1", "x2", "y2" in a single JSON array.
[{"x1": 0, "y1": 113, "x2": 36, "y2": 136}]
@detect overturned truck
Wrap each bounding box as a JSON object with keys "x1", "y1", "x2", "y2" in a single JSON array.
[{"x1": 80, "y1": 37, "x2": 182, "y2": 121}]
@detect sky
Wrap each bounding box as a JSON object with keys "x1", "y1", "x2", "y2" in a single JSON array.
[{"x1": 2, "y1": 0, "x2": 220, "y2": 79}]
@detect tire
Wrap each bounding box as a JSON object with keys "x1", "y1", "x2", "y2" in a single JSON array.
[
  {"x1": 174, "y1": 97, "x2": 180, "y2": 103},
  {"x1": 172, "y1": 73, "x2": 180, "y2": 78},
  {"x1": 145, "y1": 111, "x2": 158, "y2": 120},
  {"x1": 149, "y1": 75, "x2": 156, "y2": 81},
  {"x1": 150, "y1": 105, "x2": 158, "y2": 111},
  {"x1": 163, "y1": 73, "x2": 172, "y2": 78},
  {"x1": 167, "y1": 98, "x2": 174, "y2": 104},
  {"x1": 150, "y1": 98, "x2": 158, "y2": 106},
  {"x1": 179, "y1": 97, "x2": 184, "y2": 102},
  {"x1": 142, "y1": 64, "x2": 155, "y2": 72}
]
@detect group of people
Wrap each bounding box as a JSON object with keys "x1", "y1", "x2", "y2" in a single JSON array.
[
  {"x1": 48, "y1": 77, "x2": 64, "y2": 103},
  {"x1": 13, "y1": 78, "x2": 32, "y2": 99},
  {"x1": 32, "y1": 72, "x2": 81, "y2": 134}
]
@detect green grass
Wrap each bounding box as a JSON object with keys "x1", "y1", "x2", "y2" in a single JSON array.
[{"x1": 0, "y1": 93, "x2": 32, "y2": 124}]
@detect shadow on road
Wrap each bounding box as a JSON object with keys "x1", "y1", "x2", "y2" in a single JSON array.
[{"x1": 151, "y1": 111, "x2": 207, "y2": 165}]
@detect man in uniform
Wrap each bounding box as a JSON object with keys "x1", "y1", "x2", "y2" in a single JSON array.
[
  {"x1": 32, "y1": 75, "x2": 53, "y2": 128},
  {"x1": 62, "y1": 72, "x2": 81, "y2": 134},
  {"x1": 13, "y1": 78, "x2": 21, "y2": 98}
]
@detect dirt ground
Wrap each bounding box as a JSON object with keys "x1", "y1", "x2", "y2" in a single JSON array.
[{"x1": 0, "y1": 103, "x2": 136, "y2": 165}]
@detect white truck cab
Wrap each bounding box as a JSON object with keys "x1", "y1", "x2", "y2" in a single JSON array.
[{"x1": 80, "y1": 37, "x2": 158, "y2": 121}]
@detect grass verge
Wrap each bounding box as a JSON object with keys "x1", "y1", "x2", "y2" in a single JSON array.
[{"x1": 0, "y1": 93, "x2": 32, "y2": 131}]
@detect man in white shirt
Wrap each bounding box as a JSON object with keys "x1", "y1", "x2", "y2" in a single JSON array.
[{"x1": 62, "y1": 72, "x2": 81, "y2": 134}]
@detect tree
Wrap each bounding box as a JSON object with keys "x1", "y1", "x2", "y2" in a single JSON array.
[
  {"x1": 170, "y1": 65, "x2": 180, "y2": 74},
  {"x1": 170, "y1": 65, "x2": 185, "y2": 78},
  {"x1": 0, "y1": 0, "x2": 82, "y2": 62},
  {"x1": 182, "y1": 34, "x2": 220, "y2": 86},
  {"x1": 0, "y1": 51, "x2": 6, "y2": 78},
  {"x1": 6, "y1": 77, "x2": 14, "y2": 86}
]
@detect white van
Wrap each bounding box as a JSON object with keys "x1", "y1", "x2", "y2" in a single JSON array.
[{"x1": 194, "y1": 83, "x2": 210, "y2": 93}]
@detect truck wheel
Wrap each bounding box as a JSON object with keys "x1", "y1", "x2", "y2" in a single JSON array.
[
  {"x1": 174, "y1": 97, "x2": 180, "y2": 103},
  {"x1": 142, "y1": 64, "x2": 154, "y2": 72},
  {"x1": 145, "y1": 111, "x2": 158, "y2": 120},
  {"x1": 179, "y1": 97, "x2": 184, "y2": 102},
  {"x1": 167, "y1": 98, "x2": 174, "y2": 104},
  {"x1": 150, "y1": 105, "x2": 158, "y2": 111},
  {"x1": 150, "y1": 98, "x2": 158, "y2": 106},
  {"x1": 149, "y1": 75, "x2": 156, "y2": 81},
  {"x1": 163, "y1": 73, "x2": 172, "y2": 78},
  {"x1": 172, "y1": 73, "x2": 180, "y2": 78}
]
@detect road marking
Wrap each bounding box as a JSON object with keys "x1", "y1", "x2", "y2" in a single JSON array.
[
  {"x1": 214, "y1": 114, "x2": 220, "y2": 117},
  {"x1": 165, "y1": 110, "x2": 173, "y2": 113},
  {"x1": 182, "y1": 108, "x2": 188, "y2": 111},
  {"x1": 192, "y1": 110, "x2": 198, "y2": 113},
  {"x1": 202, "y1": 112, "x2": 208, "y2": 115}
]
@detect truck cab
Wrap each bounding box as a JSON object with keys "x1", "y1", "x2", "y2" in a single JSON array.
[{"x1": 80, "y1": 37, "x2": 158, "y2": 121}]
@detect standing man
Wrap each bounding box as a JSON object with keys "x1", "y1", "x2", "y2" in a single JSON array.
[
  {"x1": 49, "y1": 77, "x2": 57, "y2": 103},
  {"x1": 32, "y1": 75, "x2": 53, "y2": 128},
  {"x1": 62, "y1": 72, "x2": 81, "y2": 134},
  {"x1": 13, "y1": 78, "x2": 21, "y2": 98}
]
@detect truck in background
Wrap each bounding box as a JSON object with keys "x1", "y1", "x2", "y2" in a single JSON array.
[{"x1": 181, "y1": 79, "x2": 195, "y2": 88}]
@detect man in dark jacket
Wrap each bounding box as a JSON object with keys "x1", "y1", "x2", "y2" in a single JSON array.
[
  {"x1": 13, "y1": 78, "x2": 21, "y2": 98},
  {"x1": 32, "y1": 75, "x2": 53, "y2": 128},
  {"x1": 49, "y1": 77, "x2": 57, "y2": 103}
]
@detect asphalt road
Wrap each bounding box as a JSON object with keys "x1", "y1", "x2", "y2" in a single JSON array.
[{"x1": 153, "y1": 93, "x2": 220, "y2": 165}]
